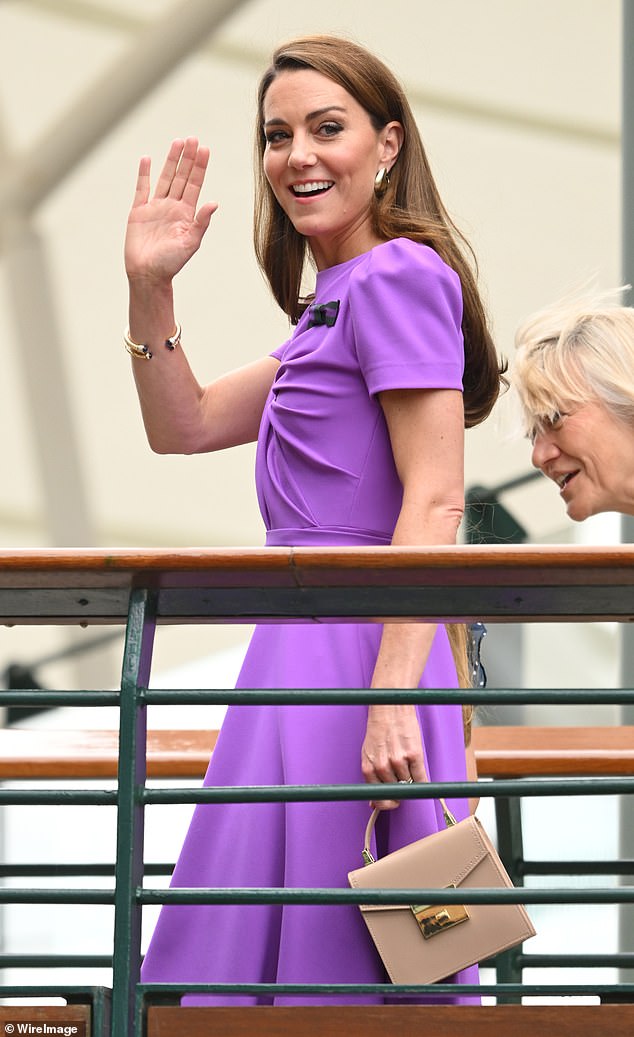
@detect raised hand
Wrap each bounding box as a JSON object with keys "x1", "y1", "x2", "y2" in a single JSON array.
[{"x1": 125, "y1": 137, "x2": 218, "y2": 286}]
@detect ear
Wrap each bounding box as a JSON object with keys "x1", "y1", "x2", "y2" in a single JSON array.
[{"x1": 379, "y1": 121, "x2": 404, "y2": 169}]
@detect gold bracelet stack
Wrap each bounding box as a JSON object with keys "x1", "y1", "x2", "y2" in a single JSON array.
[{"x1": 124, "y1": 323, "x2": 182, "y2": 361}]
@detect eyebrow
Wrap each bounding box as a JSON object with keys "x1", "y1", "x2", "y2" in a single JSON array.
[{"x1": 264, "y1": 105, "x2": 347, "y2": 128}]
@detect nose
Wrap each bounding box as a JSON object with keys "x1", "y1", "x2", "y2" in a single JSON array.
[
  {"x1": 531, "y1": 429, "x2": 559, "y2": 472},
  {"x1": 288, "y1": 133, "x2": 317, "y2": 169}
]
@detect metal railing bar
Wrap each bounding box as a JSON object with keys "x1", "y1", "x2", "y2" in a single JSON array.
[
  {"x1": 138, "y1": 980, "x2": 634, "y2": 998},
  {"x1": 0, "y1": 984, "x2": 110, "y2": 996},
  {"x1": 2, "y1": 687, "x2": 629, "y2": 706},
  {"x1": 0, "y1": 889, "x2": 114, "y2": 903},
  {"x1": 0, "y1": 790, "x2": 117, "y2": 805},
  {"x1": 0, "y1": 954, "x2": 112, "y2": 968},
  {"x1": 141, "y1": 687, "x2": 634, "y2": 705},
  {"x1": 2, "y1": 684, "x2": 630, "y2": 709},
  {"x1": 519, "y1": 953, "x2": 634, "y2": 968},
  {"x1": 0, "y1": 863, "x2": 169, "y2": 877},
  {"x1": 1, "y1": 686, "x2": 631, "y2": 705},
  {"x1": 141, "y1": 777, "x2": 634, "y2": 805},
  {"x1": 0, "y1": 691, "x2": 120, "y2": 706},
  {"x1": 521, "y1": 860, "x2": 634, "y2": 876},
  {"x1": 36, "y1": 875, "x2": 634, "y2": 913},
  {"x1": 138, "y1": 886, "x2": 634, "y2": 906}
]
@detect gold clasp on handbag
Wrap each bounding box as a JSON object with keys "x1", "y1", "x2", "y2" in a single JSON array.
[{"x1": 411, "y1": 885, "x2": 469, "y2": 939}]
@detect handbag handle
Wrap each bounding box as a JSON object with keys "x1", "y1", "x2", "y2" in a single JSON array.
[{"x1": 362, "y1": 797, "x2": 458, "y2": 866}]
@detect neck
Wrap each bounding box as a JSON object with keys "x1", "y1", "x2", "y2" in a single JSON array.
[{"x1": 309, "y1": 228, "x2": 385, "y2": 271}]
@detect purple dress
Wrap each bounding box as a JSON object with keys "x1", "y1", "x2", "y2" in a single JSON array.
[{"x1": 141, "y1": 238, "x2": 478, "y2": 1004}]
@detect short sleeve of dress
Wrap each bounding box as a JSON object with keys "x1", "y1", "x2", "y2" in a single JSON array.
[
  {"x1": 349, "y1": 239, "x2": 465, "y2": 396},
  {"x1": 270, "y1": 340, "x2": 289, "y2": 362}
]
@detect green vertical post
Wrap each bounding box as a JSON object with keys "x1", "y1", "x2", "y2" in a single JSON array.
[
  {"x1": 91, "y1": 987, "x2": 112, "y2": 1037},
  {"x1": 111, "y1": 588, "x2": 157, "y2": 1037},
  {"x1": 493, "y1": 796, "x2": 525, "y2": 999}
]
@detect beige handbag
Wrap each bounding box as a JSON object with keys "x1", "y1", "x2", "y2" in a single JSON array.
[{"x1": 348, "y1": 801, "x2": 536, "y2": 984}]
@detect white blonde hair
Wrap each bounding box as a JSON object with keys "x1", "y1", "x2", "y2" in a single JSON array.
[{"x1": 513, "y1": 287, "x2": 634, "y2": 436}]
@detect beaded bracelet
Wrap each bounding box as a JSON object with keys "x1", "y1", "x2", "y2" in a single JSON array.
[{"x1": 124, "y1": 323, "x2": 182, "y2": 361}]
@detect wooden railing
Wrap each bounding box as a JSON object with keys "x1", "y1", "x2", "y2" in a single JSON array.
[{"x1": 1, "y1": 546, "x2": 634, "y2": 1037}]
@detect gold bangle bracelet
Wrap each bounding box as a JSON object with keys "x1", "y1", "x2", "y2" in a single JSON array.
[
  {"x1": 123, "y1": 328, "x2": 152, "y2": 360},
  {"x1": 123, "y1": 323, "x2": 181, "y2": 360},
  {"x1": 124, "y1": 337, "x2": 151, "y2": 360},
  {"x1": 164, "y1": 323, "x2": 182, "y2": 351}
]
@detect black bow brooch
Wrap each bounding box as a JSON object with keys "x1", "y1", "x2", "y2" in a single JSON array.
[{"x1": 307, "y1": 300, "x2": 340, "y2": 328}]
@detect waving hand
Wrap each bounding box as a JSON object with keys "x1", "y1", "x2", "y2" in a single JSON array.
[{"x1": 125, "y1": 137, "x2": 218, "y2": 285}]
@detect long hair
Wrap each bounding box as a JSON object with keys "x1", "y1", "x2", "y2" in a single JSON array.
[
  {"x1": 254, "y1": 34, "x2": 506, "y2": 428},
  {"x1": 444, "y1": 622, "x2": 474, "y2": 746}
]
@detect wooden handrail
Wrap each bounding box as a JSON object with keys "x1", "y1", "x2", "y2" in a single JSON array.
[
  {"x1": 146, "y1": 1004, "x2": 634, "y2": 1037},
  {"x1": 0, "y1": 1006, "x2": 91, "y2": 1031},
  {"x1": 0, "y1": 728, "x2": 218, "y2": 779},
  {"x1": 2, "y1": 544, "x2": 634, "y2": 623},
  {"x1": 472, "y1": 725, "x2": 634, "y2": 776},
  {"x1": 0, "y1": 725, "x2": 631, "y2": 781}
]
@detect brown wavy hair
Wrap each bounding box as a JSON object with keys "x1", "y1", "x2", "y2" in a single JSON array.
[{"x1": 254, "y1": 34, "x2": 507, "y2": 429}]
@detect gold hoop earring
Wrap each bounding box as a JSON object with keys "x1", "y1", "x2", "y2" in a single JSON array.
[{"x1": 374, "y1": 167, "x2": 390, "y2": 198}]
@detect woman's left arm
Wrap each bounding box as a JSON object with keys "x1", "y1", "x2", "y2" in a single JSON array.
[{"x1": 361, "y1": 386, "x2": 465, "y2": 808}]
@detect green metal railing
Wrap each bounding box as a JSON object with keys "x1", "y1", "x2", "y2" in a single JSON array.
[{"x1": 1, "y1": 546, "x2": 634, "y2": 1036}]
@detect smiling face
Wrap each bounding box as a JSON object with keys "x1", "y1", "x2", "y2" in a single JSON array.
[
  {"x1": 261, "y1": 68, "x2": 402, "y2": 269},
  {"x1": 530, "y1": 400, "x2": 634, "y2": 520}
]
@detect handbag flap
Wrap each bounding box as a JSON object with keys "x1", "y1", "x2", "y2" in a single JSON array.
[{"x1": 348, "y1": 816, "x2": 492, "y2": 902}]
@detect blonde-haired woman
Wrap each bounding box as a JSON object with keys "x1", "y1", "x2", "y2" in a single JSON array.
[{"x1": 513, "y1": 294, "x2": 634, "y2": 521}]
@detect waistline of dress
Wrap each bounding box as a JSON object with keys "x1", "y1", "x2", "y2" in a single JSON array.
[{"x1": 265, "y1": 527, "x2": 392, "y2": 548}]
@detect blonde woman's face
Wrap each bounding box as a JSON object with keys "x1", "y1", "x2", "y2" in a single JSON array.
[{"x1": 531, "y1": 400, "x2": 634, "y2": 520}]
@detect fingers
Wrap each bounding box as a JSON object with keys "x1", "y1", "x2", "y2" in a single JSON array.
[
  {"x1": 363, "y1": 755, "x2": 419, "y2": 785},
  {"x1": 371, "y1": 800, "x2": 400, "y2": 812},
  {"x1": 362, "y1": 713, "x2": 428, "y2": 811},
  {"x1": 154, "y1": 138, "x2": 186, "y2": 199},
  {"x1": 409, "y1": 756, "x2": 428, "y2": 784},
  {"x1": 154, "y1": 137, "x2": 208, "y2": 205},
  {"x1": 131, "y1": 155, "x2": 152, "y2": 208},
  {"x1": 168, "y1": 137, "x2": 199, "y2": 202},
  {"x1": 366, "y1": 775, "x2": 400, "y2": 812},
  {"x1": 363, "y1": 754, "x2": 428, "y2": 812},
  {"x1": 364, "y1": 764, "x2": 410, "y2": 812},
  {"x1": 363, "y1": 756, "x2": 393, "y2": 810},
  {"x1": 181, "y1": 144, "x2": 211, "y2": 208},
  {"x1": 194, "y1": 201, "x2": 219, "y2": 235}
]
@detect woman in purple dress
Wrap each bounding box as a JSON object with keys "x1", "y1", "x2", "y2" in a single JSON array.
[{"x1": 124, "y1": 35, "x2": 505, "y2": 1004}]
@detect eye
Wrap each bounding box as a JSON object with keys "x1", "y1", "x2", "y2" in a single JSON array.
[
  {"x1": 317, "y1": 121, "x2": 344, "y2": 138},
  {"x1": 264, "y1": 128, "x2": 290, "y2": 146},
  {"x1": 546, "y1": 411, "x2": 569, "y2": 431},
  {"x1": 527, "y1": 410, "x2": 569, "y2": 443}
]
